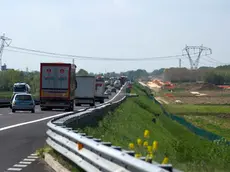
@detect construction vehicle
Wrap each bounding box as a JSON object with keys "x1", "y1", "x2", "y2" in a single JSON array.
[{"x1": 40, "y1": 63, "x2": 76, "y2": 111}]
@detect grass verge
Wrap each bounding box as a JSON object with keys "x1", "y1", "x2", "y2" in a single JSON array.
[
  {"x1": 77, "y1": 84, "x2": 230, "y2": 172},
  {"x1": 183, "y1": 115, "x2": 230, "y2": 140},
  {"x1": 0, "y1": 91, "x2": 12, "y2": 99},
  {"x1": 37, "y1": 145, "x2": 85, "y2": 172},
  {"x1": 163, "y1": 103, "x2": 230, "y2": 140},
  {"x1": 164, "y1": 104, "x2": 230, "y2": 114}
]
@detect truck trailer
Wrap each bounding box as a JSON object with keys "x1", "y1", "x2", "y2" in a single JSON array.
[
  {"x1": 95, "y1": 76, "x2": 107, "y2": 103},
  {"x1": 40, "y1": 63, "x2": 76, "y2": 111},
  {"x1": 75, "y1": 75, "x2": 96, "y2": 106}
]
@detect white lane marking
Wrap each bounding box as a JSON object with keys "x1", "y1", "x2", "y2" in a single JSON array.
[
  {"x1": 19, "y1": 161, "x2": 31, "y2": 165},
  {"x1": 23, "y1": 158, "x2": 36, "y2": 162},
  {"x1": 0, "y1": 109, "x2": 85, "y2": 132},
  {"x1": 27, "y1": 155, "x2": 38, "y2": 159},
  {"x1": 0, "y1": 114, "x2": 3, "y2": 116},
  {"x1": 31, "y1": 153, "x2": 37, "y2": 156},
  {"x1": 7, "y1": 168, "x2": 22, "y2": 171},
  {"x1": 13, "y1": 164, "x2": 27, "y2": 168}
]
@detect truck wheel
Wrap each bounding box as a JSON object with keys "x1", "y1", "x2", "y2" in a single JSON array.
[
  {"x1": 71, "y1": 101, "x2": 74, "y2": 110},
  {"x1": 69, "y1": 104, "x2": 74, "y2": 111},
  {"x1": 41, "y1": 107, "x2": 47, "y2": 111}
]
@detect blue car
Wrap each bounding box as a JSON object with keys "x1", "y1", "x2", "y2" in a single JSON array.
[{"x1": 11, "y1": 93, "x2": 35, "y2": 113}]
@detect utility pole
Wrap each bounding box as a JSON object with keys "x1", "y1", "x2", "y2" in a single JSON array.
[
  {"x1": 0, "y1": 33, "x2": 12, "y2": 71},
  {"x1": 179, "y1": 58, "x2": 181, "y2": 68},
  {"x1": 183, "y1": 45, "x2": 212, "y2": 70}
]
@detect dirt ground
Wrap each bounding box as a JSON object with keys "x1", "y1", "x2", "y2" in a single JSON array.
[
  {"x1": 159, "y1": 83, "x2": 230, "y2": 105},
  {"x1": 164, "y1": 96, "x2": 230, "y2": 104}
]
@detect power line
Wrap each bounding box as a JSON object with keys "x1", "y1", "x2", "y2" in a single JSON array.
[
  {"x1": 7, "y1": 45, "x2": 187, "y2": 61},
  {"x1": 5, "y1": 48, "x2": 187, "y2": 62},
  {"x1": 4, "y1": 49, "x2": 73, "y2": 59}
]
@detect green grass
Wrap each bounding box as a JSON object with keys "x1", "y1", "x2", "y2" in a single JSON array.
[
  {"x1": 0, "y1": 91, "x2": 12, "y2": 98},
  {"x1": 183, "y1": 115, "x2": 230, "y2": 140},
  {"x1": 164, "y1": 104, "x2": 230, "y2": 115},
  {"x1": 37, "y1": 145, "x2": 85, "y2": 172},
  {"x1": 76, "y1": 84, "x2": 230, "y2": 172}
]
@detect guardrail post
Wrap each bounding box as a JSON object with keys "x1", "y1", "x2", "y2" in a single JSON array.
[
  {"x1": 78, "y1": 133, "x2": 86, "y2": 136},
  {"x1": 86, "y1": 136, "x2": 93, "y2": 139},
  {"x1": 101, "y1": 142, "x2": 112, "y2": 147},
  {"x1": 111, "y1": 146, "x2": 122, "y2": 151},
  {"x1": 122, "y1": 150, "x2": 135, "y2": 156},
  {"x1": 93, "y1": 138, "x2": 101, "y2": 142}
]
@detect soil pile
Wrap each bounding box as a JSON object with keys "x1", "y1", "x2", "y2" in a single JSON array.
[{"x1": 198, "y1": 83, "x2": 222, "y2": 91}]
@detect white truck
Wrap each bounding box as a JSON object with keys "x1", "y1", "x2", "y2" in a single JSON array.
[
  {"x1": 75, "y1": 76, "x2": 96, "y2": 106},
  {"x1": 95, "y1": 76, "x2": 107, "y2": 103}
]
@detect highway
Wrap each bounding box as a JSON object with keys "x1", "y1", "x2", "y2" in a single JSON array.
[{"x1": 0, "y1": 90, "x2": 125, "y2": 172}]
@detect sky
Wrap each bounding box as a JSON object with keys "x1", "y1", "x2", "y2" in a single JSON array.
[{"x1": 1, "y1": 0, "x2": 230, "y2": 73}]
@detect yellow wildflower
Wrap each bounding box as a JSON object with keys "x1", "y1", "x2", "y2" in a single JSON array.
[
  {"x1": 162, "y1": 156, "x2": 169, "y2": 164},
  {"x1": 129, "y1": 143, "x2": 135, "y2": 150},
  {"x1": 152, "y1": 141, "x2": 158, "y2": 151},
  {"x1": 143, "y1": 141, "x2": 148, "y2": 147},
  {"x1": 135, "y1": 153, "x2": 142, "y2": 158},
  {"x1": 137, "y1": 138, "x2": 142, "y2": 146},
  {"x1": 144, "y1": 130, "x2": 150, "y2": 138},
  {"x1": 147, "y1": 146, "x2": 152, "y2": 153}
]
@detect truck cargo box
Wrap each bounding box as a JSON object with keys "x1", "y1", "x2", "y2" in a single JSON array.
[
  {"x1": 40, "y1": 63, "x2": 76, "y2": 111},
  {"x1": 75, "y1": 76, "x2": 95, "y2": 106}
]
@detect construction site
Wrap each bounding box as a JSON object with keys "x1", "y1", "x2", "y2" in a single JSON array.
[{"x1": 141, "y1": 79, "x2": 230, "y2": 105}]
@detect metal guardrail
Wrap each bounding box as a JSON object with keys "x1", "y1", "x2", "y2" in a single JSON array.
[{"x1": 46, "y1": 85, "x2": 182, "y2": 172}]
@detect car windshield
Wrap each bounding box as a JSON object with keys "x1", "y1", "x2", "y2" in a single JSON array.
[
  {"x1": 15, "y1": 95, "x2": 32, "y2": 101},
  {"x1": 14, "y1": 86, "x2": 26, "y2": 92}
]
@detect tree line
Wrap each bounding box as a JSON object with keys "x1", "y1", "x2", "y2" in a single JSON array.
[
  {"x1": 204, "y1": 65, "x2": 230, "y2": 85},
  {"x1": 1, "y1": 65, "x2": 229, "y2": 95}
]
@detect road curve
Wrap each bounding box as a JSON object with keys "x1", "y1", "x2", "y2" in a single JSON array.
[{"x1": 0, "y1": 90, "x2": 125, "y2": 172}]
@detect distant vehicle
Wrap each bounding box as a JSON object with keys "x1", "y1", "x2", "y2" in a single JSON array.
[
  {"x1": 11, "y1": 93, "x2": 35, "y2": 113},
  {"x1": 119, "y1": 76, "x2": 127, "y2": 86},
  {"x1": 40, "y1": 63, "x2": 76, "y2": 111},
  {"x1": 111, "y1": 87, "x2": 116, "y2": 93},
  {"x1": 13, "y1": 83, "x2": 31, "y2": 94},
  {"x1": 104, "y1": 89, "x2": 111, "y2": 95},
  {"x1": 75, "y1": 76, "x2": 96, "y2": 106},
  {"x1": 109, "y1": 77, "x2": 115, "y2": 86},
  {"x1": 114, "y1": 80, "x2": 121, "y2": 89},
  {"x1": 105, "y1": 80, "x2": 110, "y2": 86},
  {"x1": 95, "y1": 76, "x2": 106, "y2": 103}
]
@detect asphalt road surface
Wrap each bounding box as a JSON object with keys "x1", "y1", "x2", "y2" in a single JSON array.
[{"x1": 0, "y1": 89, "x2": 125, "y2": 172}]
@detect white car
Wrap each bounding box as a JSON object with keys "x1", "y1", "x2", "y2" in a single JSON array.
[{"x1": 11, "y1": 93, "x2": 35, "y2": 113}]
